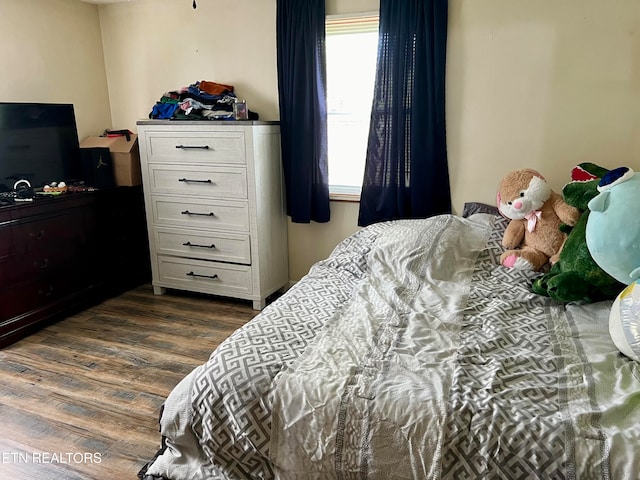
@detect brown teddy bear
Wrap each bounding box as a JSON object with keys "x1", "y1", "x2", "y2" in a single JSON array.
[{"x1": 497, "y1": 169, "x2": 581, "y2": 271}]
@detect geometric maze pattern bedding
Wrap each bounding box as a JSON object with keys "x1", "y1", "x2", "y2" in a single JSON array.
[
  {"x1": 140, "y1": 221, "x2": 388, "y2": 480},
  {"x1": 443, "y1": 227, "x2": 586, "y2": 479},
  {"x1": 141, "y1": 213, "x2": 640, "y2": 480}
]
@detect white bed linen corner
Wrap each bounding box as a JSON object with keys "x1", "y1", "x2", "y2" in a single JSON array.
[{"x1": 140, "y1": 213, "x2": 640, "y2": 480}]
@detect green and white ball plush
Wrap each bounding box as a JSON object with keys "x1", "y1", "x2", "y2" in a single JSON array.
[{"x1": 609, "y1": 280, "x2": 640, "y2": 362}]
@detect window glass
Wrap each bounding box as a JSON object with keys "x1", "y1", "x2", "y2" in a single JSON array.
[{"x1": 326, "y1": 14, "x2": 379, "y2": 197}]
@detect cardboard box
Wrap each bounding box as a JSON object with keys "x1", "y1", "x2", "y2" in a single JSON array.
[{"x1": 80, "y1": 134, "x2": 142, "y2": 186}]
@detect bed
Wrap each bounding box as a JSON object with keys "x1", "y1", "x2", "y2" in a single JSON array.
[{"x1": 139, "y1": 207, "x2": 640, "y2": 480}]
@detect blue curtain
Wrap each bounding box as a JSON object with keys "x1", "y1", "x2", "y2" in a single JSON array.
[
  {"x1": 358, "y1": 0, "x2": 451, "y2": 227},
  {"x1": 276, "y1": 0, "x2": 330, "y2": 223}
]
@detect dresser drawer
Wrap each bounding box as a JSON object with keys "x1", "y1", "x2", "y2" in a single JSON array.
[
  {"x1": 145, "y1": 131, "x2": 246, "y2": 165},
  {"x1": 156, "y1": 255, "x2": 252, "y2": 296},
  {"x1": 0, "y1": 274, "x2": 85, "y2": 323},
  {"x1": 147, "y1": 164, "x2": 248, "y2": 199},
  {"x1": 154, "y1": 227, "x2": 251, "y2": 264},
  {"x1": 151, "y1": 196, "x2": 250, "y2": 232},
  {"x1": 0, "y1": 240, "x2": 82, "y2": 284},
  {"x1": 12, "y1": 210, "x2": 84, "y2": 255}
]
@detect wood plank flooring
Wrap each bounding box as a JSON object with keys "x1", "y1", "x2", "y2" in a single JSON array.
[{"x1": 0, "y1": 284, "x2": 258, "y2": 479}]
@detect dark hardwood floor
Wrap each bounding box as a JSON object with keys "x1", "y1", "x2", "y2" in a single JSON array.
[{"x1": 0, "y1": 284, "x2": 257, "y2": 479}]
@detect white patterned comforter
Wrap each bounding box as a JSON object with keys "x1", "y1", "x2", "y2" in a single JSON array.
[{"x1": 140, "y1": 214, "x2": 640, "y2": 480}]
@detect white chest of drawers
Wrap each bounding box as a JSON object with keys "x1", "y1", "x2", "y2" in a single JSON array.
[{"x1": 137, "y1": 120, "x2": 288, "y2": 309}]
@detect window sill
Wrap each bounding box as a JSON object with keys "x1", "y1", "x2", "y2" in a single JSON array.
[{"x1": 329, "y1": 192, "x2": 360, "y2": 203}]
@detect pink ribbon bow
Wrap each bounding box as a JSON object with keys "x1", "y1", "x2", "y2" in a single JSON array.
[{"x1": 525, "y1": 210, "x2": 542, "y2": 232}]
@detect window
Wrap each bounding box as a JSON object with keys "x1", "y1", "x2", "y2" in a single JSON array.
[{"x1": 325, "y1": 13, "x2": 379, "y2": 199}]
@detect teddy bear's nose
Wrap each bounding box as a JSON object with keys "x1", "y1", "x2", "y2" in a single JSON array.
[{"x1": 513, "y1": 201, "x2": 523, "y2": 209}]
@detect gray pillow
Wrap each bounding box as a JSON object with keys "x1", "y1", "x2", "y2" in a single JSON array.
[{"x1": 462, "y1": 202, "x2": 499, "y2": 218}]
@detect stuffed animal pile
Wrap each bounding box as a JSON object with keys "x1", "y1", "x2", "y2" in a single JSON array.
[
  {"x1": 496, "y1": 163, "x2": 640, "y2": 362},
  {"x1": 531, "y1": 163, "x2": 624, "y2": 303}
]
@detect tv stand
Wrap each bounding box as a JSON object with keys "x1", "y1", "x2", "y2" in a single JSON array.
[{"x1": 0, "y1": 186, "x2": 150, "y2": 348}]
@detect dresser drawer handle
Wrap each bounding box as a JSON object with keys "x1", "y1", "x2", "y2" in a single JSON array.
[
  {"x1": 183, "y1": 241, "x2": 216, "y2": 249},
  {"x1": 29, "y1": 230, "x2": 45, "y2": 240},
  {"x1": 34, "y1": 258, "x2": 49, "y2": 269},
  {"x1": 181, "y1": 210, "x2": 215, "y2": 217},
  {"x1": 186, "y1": 271, "x2": 219, "y2": 280},
  {"x1": 175, "y1": 145, "x2": 210, "y2": 150},
  {"x1": 178, "y1": 178, "x2": 213, "y2": 184}
]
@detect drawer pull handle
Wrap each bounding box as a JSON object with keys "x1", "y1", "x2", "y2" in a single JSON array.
[
  {"x1": 29, "y1": 230, "x2": 45, "y2": 240},
  {"x1": 35, "y1": 258, "x2": 49, "y2": 269},
  {"x1": 181, "y1": 210, "x2": 215, "y2": 217},
  {"x1": 186, "y1": 271, "x2": 219, "y2": 280},
  {"x1": 178, "y1": 178, "x2": 213, "y2": 184},
  {"x1": 183, "y1": 241, "x2": 216, "y2": 249},
  {"x1": 176, "y1": 145, "x2": 210, "y2": 150}
]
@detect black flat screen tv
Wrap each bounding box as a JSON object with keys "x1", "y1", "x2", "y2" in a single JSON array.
[{"x1": 0, "y1": 102, "x2": 82, "y2": 192}]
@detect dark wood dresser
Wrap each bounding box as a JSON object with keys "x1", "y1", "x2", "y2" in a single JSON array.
[{"x1": 0, "y1": 186, "x2": 150, "y2": 347}]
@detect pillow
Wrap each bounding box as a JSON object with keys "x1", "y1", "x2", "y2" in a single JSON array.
[{"x1": 462, "y1": 202, "x2": 499, "y2": 218}]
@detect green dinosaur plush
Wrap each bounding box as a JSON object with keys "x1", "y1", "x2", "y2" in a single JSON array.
[{"x1": 531, "y1": 163, "x2": 625, "y2": 303}]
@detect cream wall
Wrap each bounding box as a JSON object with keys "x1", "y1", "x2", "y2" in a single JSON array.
[
  {"x1": 447, "y1": 0, "x2": 640, "y2": 212},
  {"x1": 97, "y1": 0, "x2": 280, "y2": 126},
  {"x1": 0, "y1": 0, "x2": 112, "y2": 141}
]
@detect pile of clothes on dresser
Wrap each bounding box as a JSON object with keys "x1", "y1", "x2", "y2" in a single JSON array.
[{"x1": 148, "y1": 80, "x2": 258, "y2": 120}]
